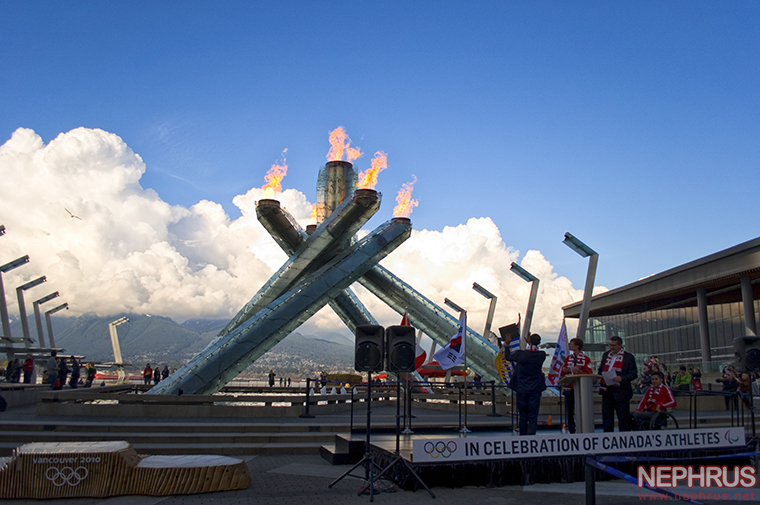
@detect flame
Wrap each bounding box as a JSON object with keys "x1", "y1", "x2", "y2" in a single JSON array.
[
  {"x1": 261, "y1": 149, "x2": 288, "y2": 198},
  {"x1": 393, "y1": 175, "x2": 419, "y2": 218},
  {"x1": 309, "y1": 204, "x2": 317, "y2": 222},
  {"x1": 357, "y1": 151, "x2": 387, "y2": 189},
  {"x1": 326, "y1": 126, "x2": 362, "y2": 162}
]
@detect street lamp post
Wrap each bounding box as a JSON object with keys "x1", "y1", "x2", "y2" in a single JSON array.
[
  {"x1": 109, "y1": 317, "x2": 129, "y2": 383},
  {"x1": 45, "y1": 302, "x2": 68, "y2": 349},
  {"x1": 33, "y1": 292, "x2": 60, "y2": 348},
  {"x1": 0, "y1": 255, "x2": 30, "y2": 340},
  {"x1": 16, "y1": 276, "x2": 46, "y2": 346},
  {"x1": 510, "y1": 262, "x2": 539, "y2": 349},
  {"x1": 562, "y1": 232, "x2": 598, "y2": 342},
  {"x1": 472, "y1": 282, "x2": 498, "y2": 345}
]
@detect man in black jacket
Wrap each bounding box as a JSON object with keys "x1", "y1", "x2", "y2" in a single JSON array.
[
  {"x1": 597, "y1": 335, "x2": 638, "y2": 432},
  {"x1": 505, "y1": 333, "x2": 547, "y2": 435}
]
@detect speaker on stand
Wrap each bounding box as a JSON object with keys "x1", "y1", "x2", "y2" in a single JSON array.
[{"x1": 330, "y1": 325, "x2": 385, "y2": 500}]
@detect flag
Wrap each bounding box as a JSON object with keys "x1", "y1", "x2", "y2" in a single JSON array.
[
  {"x1": 433, "y1": 312, "x2": 466, "y2": 370},
  {"x1": 401, "y1": 311, "x2": 427, "y2": 370},
  {"x1": 546, "y1": 320, "x2": 568, "y2": 386},
  {"x1": 415, "y1": 340, "x2": 427, "y2": 370}
]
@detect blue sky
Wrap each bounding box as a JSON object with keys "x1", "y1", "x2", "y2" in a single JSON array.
[{"x1": 2, "y1": 1, "x2": 759, "y2": 302}]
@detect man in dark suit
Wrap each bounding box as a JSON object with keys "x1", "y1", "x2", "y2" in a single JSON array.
[
  {"x1": 597, "y1": 335, "x2": 638, "y2": 432},
  {"x1": 505, "y1": 333, "x2": 547, "y2": 435}
]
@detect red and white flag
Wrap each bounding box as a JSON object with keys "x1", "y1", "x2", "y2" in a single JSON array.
[
  {"x1": 400, "y1": 311, "x2": 427, "y2": 369},
  {"x1": 433, "y1": 312, "x2": 466, "y2": 370}
]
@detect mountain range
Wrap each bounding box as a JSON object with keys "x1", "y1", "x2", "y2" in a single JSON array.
[{"x1": 5, "y1": 314, "x2": 354, "y2": 377}]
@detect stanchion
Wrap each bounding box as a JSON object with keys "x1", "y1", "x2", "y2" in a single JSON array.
[
  {"x1": 329, "y1": 373, "x2": 383, "y2": 501},
  {"x1": 299, "y1": 377, "x2": 315, "y2": 418},
  {"x1": 487, "y1": 380, "x2": 502, "y2": 417},
  {"x1": 402, "y1": 378, "x2": 413, "y2": 434},
  {"x1": 366, "y1": 378, "x2": 435, "y2": 499},
  {"x1": 584, "y1": 455, "x2": 596, "y2": 505}
]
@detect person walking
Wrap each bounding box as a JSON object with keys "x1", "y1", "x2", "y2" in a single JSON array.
[
  {"x1": 504, "y1": 333, "x2": 547, "y2": 435},
  {"x1": 46, "y1": 351, "x2": 58, "y2": 389},
  {"x1": 84, "y1": 363, "x2": 97, "y2": 387},
  {"x1": 161, "y1": 366, "x2": 170, "y2": 381},
  {"x1": 153, "y1": 366, "x2": 161, "y2": 385},
  {"x1": 56, "y1": 356, "x2": 70, "y2": 390},
  {"x1": 597, "y1": 335, "x2": 638, "y2": 432},
  {"x1": 68, "y1": 357, "x2": 80, "y2": 388},
  {"x1": 143, "y1": 363, "x2": 153, "y2": 385},
  {"x1": 23, "y1": 355, "x2": 34, "y2": 384},
  {"x1": 268, "y1": 369, "x2": 276, "y2": 387}
]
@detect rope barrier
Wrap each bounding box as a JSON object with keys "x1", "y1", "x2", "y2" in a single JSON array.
[{"x1": 586, "y1": 456, "x2": 704, "y2": 505}]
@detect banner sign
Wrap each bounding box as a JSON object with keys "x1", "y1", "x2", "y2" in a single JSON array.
[{"x1": 412, "y1": 427, "x2": 746, "y2": 463}]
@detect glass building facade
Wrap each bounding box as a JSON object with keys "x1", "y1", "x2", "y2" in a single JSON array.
[{"x1": 582, "y1": 298, "x2": 760, "y2": 373}]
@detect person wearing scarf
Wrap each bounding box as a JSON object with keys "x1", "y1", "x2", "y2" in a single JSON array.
[
  {"x1": 505, "y1": 333, "x2": 547, "y2": 435},
  {"x1": 633, "y1": 371, "x2": 676, "y2": 429},
  {"x1": 597, "y1": 335, "x2": 638, "y2": 432},
  {"x1": 560, "y1": 338, "x2": 593, "y2": 433}
]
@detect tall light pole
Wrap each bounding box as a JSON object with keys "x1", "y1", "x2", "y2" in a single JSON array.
[
  {"x1": 109, "y1": 316, "x2": 129, "y2": 384},
  {"x1": 16, "y1": 276, "x2": 46, "y2": 346},
  {"x1": 510, "y1": 262, "x2": 539, "y2": 349},
  {"x1": 33, "y1": 292, "x2": 59, "y2": 348},
  {"x1": 0, "y1": 255, "x2": 30, "y2": 340},
  {"x1": 472, "y1": 282, "x2": 498, "y2": 345},
  {"x1": 562, "y1": 232, "x2": 598, "y2": 342},
  {"x1": 45, "y1": 302, "x2": 68, "y2": 349}
]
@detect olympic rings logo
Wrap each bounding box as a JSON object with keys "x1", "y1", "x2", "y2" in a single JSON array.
[
  {"x1": 45, "y1": 466, "x2": 89, "y2": 487},
  {"x1": 423, "y1": 441, "x2": 457, "y2": 459}
]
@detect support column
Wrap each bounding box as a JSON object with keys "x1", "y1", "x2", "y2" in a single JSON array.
[
  {"x1": 741, "y1": 276, "x2": 757, "y2": 337},
  {"x1": 697, "y1": 287, "x2": 712, "y2": 369}
]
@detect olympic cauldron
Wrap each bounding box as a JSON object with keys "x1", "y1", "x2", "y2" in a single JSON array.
[{"x1": 151, "y1": 161, "x2": 499, "y2": 395}]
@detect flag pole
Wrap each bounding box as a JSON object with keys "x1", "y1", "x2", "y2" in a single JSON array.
[{"x1": 460, "y1": 311, "x2": 470, "y2": 434}]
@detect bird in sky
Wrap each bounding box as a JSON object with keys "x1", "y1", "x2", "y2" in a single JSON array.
[{"x1": 65, "y1": 208, "x2": 82, "y2": 220}]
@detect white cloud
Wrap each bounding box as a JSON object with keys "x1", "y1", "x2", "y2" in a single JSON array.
[{"x1": 0, "y1": 127, "x2": 600, "y2": 339}]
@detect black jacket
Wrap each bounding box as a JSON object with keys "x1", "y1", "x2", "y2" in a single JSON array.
[
  {"x1": 504, "y1": 347, "x2": 547, "y2": 394},
  {"x1": 597, "y1": 351, "x2": 637, "y2": 401}
]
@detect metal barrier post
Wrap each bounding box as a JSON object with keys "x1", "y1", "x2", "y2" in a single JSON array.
[
  {"x1": 585, "y1": 455, "x2": 596, "y2": 505},
  {"x1": 299, "y1": 377, "x2": 315, "y2": 418},
  {"x1": 487, "y1": 380, "x2": 501, "y2": 417}
]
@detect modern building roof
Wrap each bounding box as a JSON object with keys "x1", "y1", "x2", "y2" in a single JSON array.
[{"x1": 563, "y1": 236, "x2": 760, "y2": 318}]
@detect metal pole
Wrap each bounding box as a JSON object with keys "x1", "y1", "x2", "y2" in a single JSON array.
[
  {"x1": 585, "y1": 456, "x2": 596, "y2": 505},
  {"x1": 16, "y1": 288, "x2": 31, "y2": 346},
  {"x1": 0, "y1": 274, "x2": 10, "y2": 338},
  {"x1": 520, "y1": 280, "x2": 540, "y2": 345},
  {"x1": 32, "y1": 301, "x2": 46, "y2": 348},
  {"x1": 300, "y1": 377, "x2": 315, "y2": 418},
  {"x1": 576, "y1": 253, "x2": 598, "y2": 342}
]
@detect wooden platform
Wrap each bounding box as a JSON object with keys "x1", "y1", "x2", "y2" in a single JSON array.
[{"x1": 0, "y1": 441, "x2": 250, "y2": 499}]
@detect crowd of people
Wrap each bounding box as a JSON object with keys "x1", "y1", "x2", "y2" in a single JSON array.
[{"x1": 143, "y1": 363, "x2": 170, "y2": 385}]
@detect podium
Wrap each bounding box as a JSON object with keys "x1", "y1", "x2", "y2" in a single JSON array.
[{"x1": 559, "y1": 374, "x2": 601, "y2": 433}]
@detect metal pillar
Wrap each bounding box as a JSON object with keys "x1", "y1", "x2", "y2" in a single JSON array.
[
  {"x1": 45, "y1": 303, "x2": 68, "y2": 349},
  {"x1": 741, "y1": 276, "x2": 757, "y2": 337},
  {"x1": 16, "y1": 276, "x2": 46, "y2": 346},
  {"x1": 576, "y1": 253, "x2": 598, "y2": 342},
  {"x1": 697, "y1": 287, "x2": 712, "y2": 368}
]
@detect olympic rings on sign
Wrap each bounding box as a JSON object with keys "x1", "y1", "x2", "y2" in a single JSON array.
[
  {"x1": 45, "y1": 466, "x2": 89, "y2": 487},
  {"x1": 423, "y1": 440, "x2": 457, "y2": 458}
]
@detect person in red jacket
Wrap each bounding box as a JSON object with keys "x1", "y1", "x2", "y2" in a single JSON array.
[
  {"x1": 560, "y1": 338, "x2": 593, "y2": 433},
  {"x1": 23, "y1": 355, "x2": 34, "y2": 384},
  {"x1": 633, "y1": 371, "x2": 676, "y2": 430}
]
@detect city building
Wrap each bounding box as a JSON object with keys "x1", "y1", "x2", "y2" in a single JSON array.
[{"x1": 563, "y1": 236, "x2": 760, "y2": 372}]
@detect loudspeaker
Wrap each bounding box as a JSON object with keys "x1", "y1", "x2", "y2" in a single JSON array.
[
  {"x1": 386, "y1": 325, "x2": 416, "y2": 373},
  {"x1": 734, "y1": 335, "x2": 760, "y2": 373},
  {"x1": 355, "y1": 325, "x2": 385, "y2": 372}
]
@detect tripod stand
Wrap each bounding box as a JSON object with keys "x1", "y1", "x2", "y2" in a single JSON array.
[
  {"x1": 329, "y1": 373, "x2": 384, "y2": 501},
  {"x1": 365, "y1": 378, "x2": 435, "y2": 499}
]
